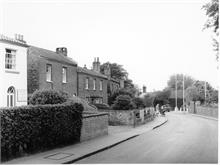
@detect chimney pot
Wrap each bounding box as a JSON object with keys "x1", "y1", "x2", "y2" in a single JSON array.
[{"x1": 56, "y1": 47, "x2": 67, "y2": 56}]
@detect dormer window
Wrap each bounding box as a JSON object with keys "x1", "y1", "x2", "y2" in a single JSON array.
[{"x1": 5, "y1": 49, "x2": 16, "y2": 69}]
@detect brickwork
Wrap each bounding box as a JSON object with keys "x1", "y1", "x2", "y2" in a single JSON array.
[
  {"x1": 80, "y1": 112, "x2": 108, "y2": 141},
  {"x1": 77, "y1": 71, "x2": 108, "y2": 104},
  {"x1": 98, "y1": 108, "x2": 155, "y2": 126},
  {"x1": 27, "y1": 47, "x2": 78, "y2": 97}
]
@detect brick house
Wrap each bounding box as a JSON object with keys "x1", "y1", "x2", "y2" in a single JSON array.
[
  {"x1": 77, "y1": 58, "x2": 108, "y2": 104},
  {"x1": 27, "y1": 46, "x2": 78, "y2": 97}
]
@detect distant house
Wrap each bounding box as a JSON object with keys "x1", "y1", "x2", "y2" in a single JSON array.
[
  {"x1": 0, "y1": 34, "x2": 28, "y2": 107},
  {"x1": 27, "y1": 46, "x2": 78, "y2": 97},
  {"x1": 77, "y1": 61, "x2": 108, "y2": 104}
]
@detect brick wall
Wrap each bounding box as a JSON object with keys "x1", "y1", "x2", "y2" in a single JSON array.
[
  {"x1": 80, "y1": 112, "x2": 108, "y2": 141},
  {"x1": 77, "y1": 73, "x2": 108, "y2": 104},
  {"x1": 98, "y1": 108, "x2": 155, "y2": 126}
]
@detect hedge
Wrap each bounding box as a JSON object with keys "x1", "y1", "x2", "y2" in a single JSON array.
[
  {"x1": 93, "y1": 103, "x2": 110, "y2": 110},
  {"x1": 0, "y1": 103, "x2": 83, "y2": 161}
]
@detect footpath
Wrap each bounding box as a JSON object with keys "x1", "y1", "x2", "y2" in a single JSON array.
[{"x1": 5, "y1": 116, "x2": 167, "y2": 164}]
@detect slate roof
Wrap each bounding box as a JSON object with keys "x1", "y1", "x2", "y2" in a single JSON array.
[
  {"x1": 0, "y1": 34, "x2": 28, "y2": 47},
  {"x1": 77, "y1": 67, "x2": 108, "y2": 79},
  {"x1": 28, "y1": 46, "x2": 77, "y2": 66}
]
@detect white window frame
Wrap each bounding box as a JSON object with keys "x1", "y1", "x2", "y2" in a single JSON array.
[
  {"x1": 100, "y1": 80, "x2": 103, "y2": 91},
  {"x1": 85, "y1": 78, "x2": 89, "y2": 89},
  {"x1": 46, "y1": 64, "x2": 52, "y2": 82},
  {"x1": 5, "y1": 48, "x2": 16, "y2": 70},
  {"x1": 62, "y1": 67, "x2": 67, "y2": 83},
  {"x1": 93, "y1": 79, "x2": 96, "y2": 90}
]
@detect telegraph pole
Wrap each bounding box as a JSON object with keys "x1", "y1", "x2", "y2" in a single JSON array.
[
  {"x1": 175, "y1": 74, "x2": 178, "y2": 111},
  {"x1": 183, "y1": 74, "x2": 185, "y2": 111},
  {"x1": 204, "y1": 81, "x2": 207, "y2": 105}
]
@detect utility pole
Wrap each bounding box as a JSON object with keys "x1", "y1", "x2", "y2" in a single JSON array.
[
  {"x1": 204, "y1": 81, "x2": 207, "y2": 105},
  {"x1": 183, "y1": 74, "x2": 185, "y2": 111},
  {"x1": 175, "y1": 74, "x2": 178, "y2": 111}
]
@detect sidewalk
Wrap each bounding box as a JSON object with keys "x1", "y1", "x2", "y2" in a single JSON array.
[
  {"x1": 5, "y1": 116, "x2": 167, "y2": 164},
  {"x1": 189, "y1": 113, "x2": 218, "y2": 121}
]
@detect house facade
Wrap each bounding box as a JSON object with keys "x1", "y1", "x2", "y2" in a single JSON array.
[
  {"x1": 27, "y1": 46, "x2": 78, "y2": 97},
  {"x1": 77, "y1": 58, "x2": 108, "y2": 104},
  {"x1": 0, "y1": 34, "x2": 28, "y2": 107}
]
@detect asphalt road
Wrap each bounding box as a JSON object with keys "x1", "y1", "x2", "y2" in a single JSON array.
[{"x1": 76, "y1": 112, "x2": 218, "y2": 164}]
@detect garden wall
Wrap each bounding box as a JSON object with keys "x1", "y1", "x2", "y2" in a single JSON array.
[
  {"x1": 81, "y1": 112, "x2": 109, "y2": 141},
  {"x1": 189, "y1": 102, "x2": 218, "y2": 118},
  {"x1": 98, "y1": 107, "x2": 155, "y2": 126}
]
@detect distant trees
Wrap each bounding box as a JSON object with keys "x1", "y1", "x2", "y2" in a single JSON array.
[{"x1": 167, "y1": 74, "x2": 195, "y2": 90}]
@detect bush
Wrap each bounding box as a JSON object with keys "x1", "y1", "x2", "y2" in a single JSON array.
[
  {"x1": 0, "y1": 103, "x2": 83, "y2": 161},
  {"x1": 132, "y1": 97, "x2": 145, "y2": 109},
  {"x1": 29, "y1": 89, "x2": 69, "y2": 105},
  {"x1": 93, "y1": 103, "x2": 110, "y2": 110},
  {"x1": 111, "y1": 95, "x2": 135, "y2": 110},
  {"x1": 66, "y1": 97, "x2": 98, "y2": 112}
]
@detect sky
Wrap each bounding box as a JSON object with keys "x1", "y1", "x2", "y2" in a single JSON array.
[{"x1": 1, "y1": 0, "x2": 219, "y2": 92}]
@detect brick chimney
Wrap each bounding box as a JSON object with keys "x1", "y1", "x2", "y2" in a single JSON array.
[
  {"x1": 92, "y1": 57, "x2": 101, "y2": 73},
  {"x1": 56, "y1": 47, "x2": 67, "y2": 56},
  {"x1": 15, "y1": 34, "x2": 26, "y2": 43},
  {"x1": 104, "y1": 63, "x2": 111, "y2": 79}
]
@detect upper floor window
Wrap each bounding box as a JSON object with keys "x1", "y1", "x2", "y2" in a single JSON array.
[
  {"x1": 100, "y1": 81, "x2": 103, "y2": 91},
  {"x1": 62, "y1": 67, "x2": 67, "y2": 83},
  {"x1": 93, "y1": 79, "x2": 96, "y2": 90},
  {"x1": 85, "y1": 78, "x2": 89, "y2": 89},
  {"x1": 5, "y1": 49, "x2": 16, "y2": 69},
  {"x1": 46, "y1": 64, "x2": 52, "y2": 82}
]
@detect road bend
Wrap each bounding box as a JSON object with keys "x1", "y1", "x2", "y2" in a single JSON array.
[{"x1": 76, "y1": 112, "x2": 218, "y2": 164}]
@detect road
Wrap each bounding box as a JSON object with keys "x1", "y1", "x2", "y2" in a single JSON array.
[{"x1": 76, "y1": 112, "x2": 218, "y2": 164}]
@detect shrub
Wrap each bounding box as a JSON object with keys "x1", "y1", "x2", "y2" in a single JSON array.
[
  {"x1": 93, "y1": 103, "x2": 110, "y2": 110},
  {"x1": 0, "y1": 103, "x2": 83, "y2": 161},
  {"x1": 66, "y1": 97, "x2": 98, "y2": 112},
  {"x1": 111, "y1": 95, "x2": 135, "y2": 110},
  {"x1": 29, "y1": 89, "x2": 69, "y2": 105},
  {"x1": 132, "y1": 97, "x2": 145, "y2": 109}
]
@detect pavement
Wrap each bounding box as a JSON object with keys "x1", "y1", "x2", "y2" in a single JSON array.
[{"x1": 5, "y1": 116, "x2": 167, "y2": 164}]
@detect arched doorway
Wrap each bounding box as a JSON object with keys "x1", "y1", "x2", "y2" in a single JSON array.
[{"x1": 7, "y1": 86, "x2": 15, "y2": 107}]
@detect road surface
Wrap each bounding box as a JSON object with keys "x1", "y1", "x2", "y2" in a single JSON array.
[{"x1": 76, "y1": 112, "x2": 218, "y2": 163}]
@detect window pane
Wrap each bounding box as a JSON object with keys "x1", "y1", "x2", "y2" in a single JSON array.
[
  {"x1": 5, "y1": 49, "x2": 16, "y2": 69},
  {"x1": 62, "y1": 67, "x2": 67, "y2": 83},
  {"x1": 46, "y1": 65, "x2": 52, "y2": 81}
]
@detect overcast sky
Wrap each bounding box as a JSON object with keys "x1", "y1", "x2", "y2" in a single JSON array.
[{"x1": 1, "y1": 0, "x2": 219, "y2": 92}]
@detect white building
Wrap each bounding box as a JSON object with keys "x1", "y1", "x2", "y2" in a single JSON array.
[{"x1": 0, "y1": 34, "x2": 28, "y2": 107}]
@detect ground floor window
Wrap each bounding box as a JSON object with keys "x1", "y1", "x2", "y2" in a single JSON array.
[{"x1": 7, "y1": 86, "x2": 15, "y2": 107}]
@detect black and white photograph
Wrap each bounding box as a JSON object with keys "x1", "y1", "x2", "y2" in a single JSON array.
[{"x1": 0, "y1": 0, "x2": 219, "y2": 164}]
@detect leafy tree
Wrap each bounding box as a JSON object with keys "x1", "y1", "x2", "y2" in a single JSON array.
[
  {"x1": 143, "y1": 93, "x2": 155, "y2": 107},
  {"x1": 100, "y1": 62, "x2": 128, "y2": 80},
  {"x1": 111, "y1": 95, "x2": 135, "y2": 110},
  {"x1": 185, "y1": 86, "x2": 200, "y2": 104},
  {"x1": 167, "y1": 74, "x2": 195, "y2": 90},
  {"x1": 132, "y1": 97, "x2": 145, "y2": 109},
  {"x1": 153, "y1": 89, "x2": 171, "y2": 106},
  {"x1": 203, "y1": 0, "x2": 219, "y2": 61}
]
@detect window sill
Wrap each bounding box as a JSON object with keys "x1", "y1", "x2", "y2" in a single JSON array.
[
  {"x1": 62, "y1": 82, "x2": 67, "y2": 84},
  {"x1": 46, "y1": 80, "x2": 53, "y2": 83},
  {"x1": 5, "y1": 69, "x2": 20, "y2": 74}
]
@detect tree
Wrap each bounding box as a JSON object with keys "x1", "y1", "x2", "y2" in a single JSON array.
[
  {"x1": 203, "y1": 0, "x2": 219, "y2": 61},
  {"x1": 185, "y1": 86, "x2": 200, "y2": 104},
  {"x1": 153, "y1": 89, "x2": 171, "y2": 106},
  {"x1": 100, "y1": 62, "x2": 128, "y2": 80},
  {"x1": 167, "y1": 74, "x2": 195, "y2": 90},
  {"x1": 143, "y1": 93, "x2": 155, "y2": 107}
]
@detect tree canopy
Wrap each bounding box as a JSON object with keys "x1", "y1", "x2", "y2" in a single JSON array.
[
  {"x1": 203, "y1": 0, "x2": 219, "y2": 61},
  {"x1": 100, "y1": 62, "x2": 128, "y2": 80},
  {"x1": 167, "y1": 74, "x2": 195, "y2": 90}
]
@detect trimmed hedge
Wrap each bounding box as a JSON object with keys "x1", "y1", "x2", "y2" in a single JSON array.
[
  {"x1": 0, "y1": 103, "x2": 83, "y2": 161},
  {"x1": 29, "y1": 89, "x2": 69, "y2": 105},
  {"x1": 111, "y1": 95, "x2": 135, "y2": 110}
]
